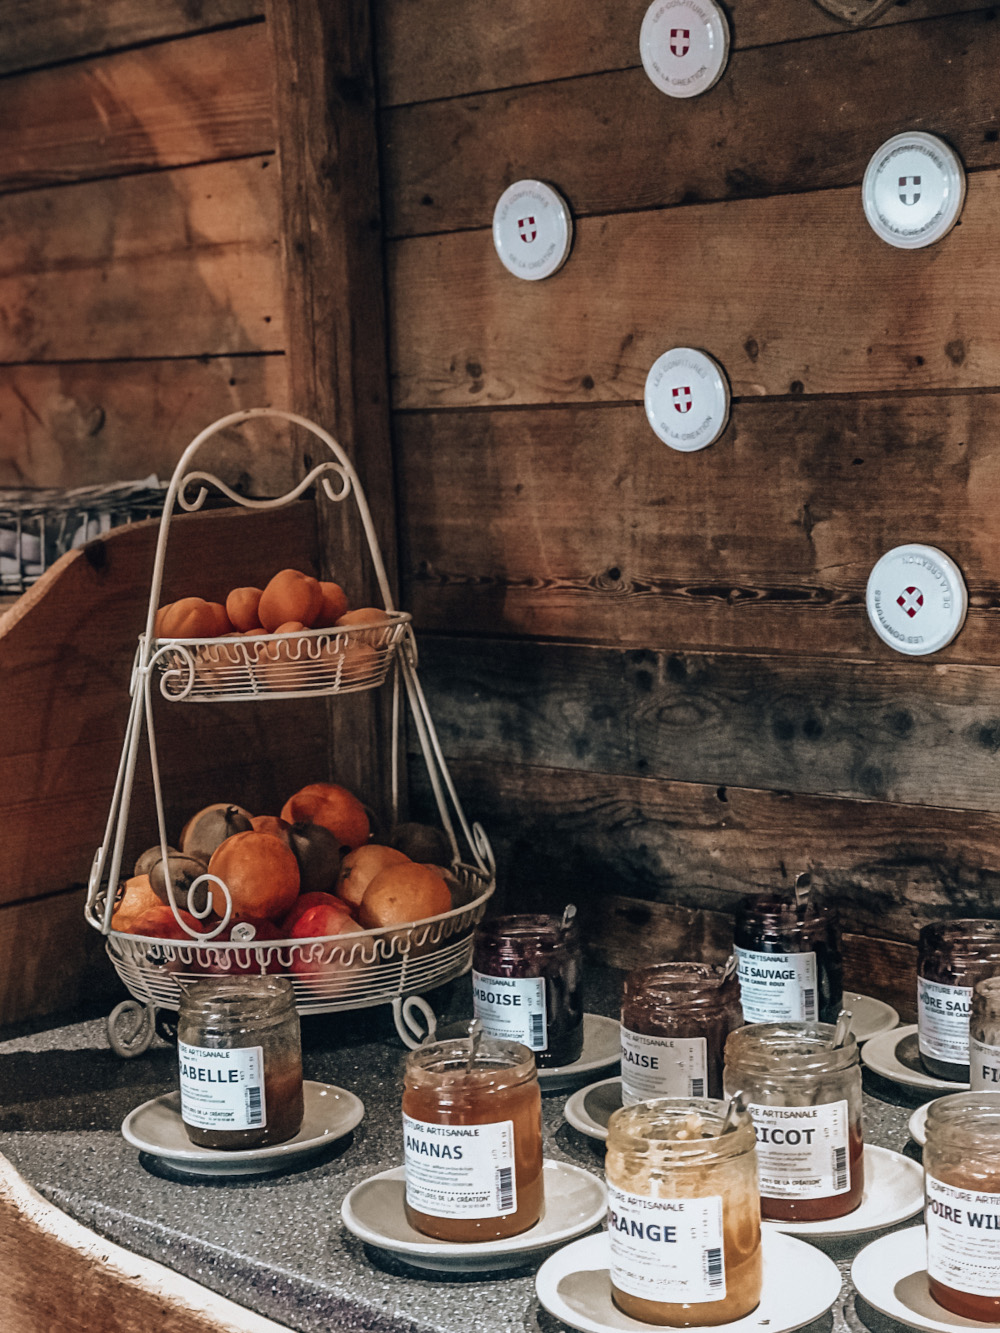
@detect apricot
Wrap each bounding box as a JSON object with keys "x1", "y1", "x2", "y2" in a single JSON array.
[
  {"x1": 226, "y1": 586, "x2": 263, "y2": 632},
  {"x1": 335, "y1": 607, "x2": 392, "y2": 628},
  {"x1": 315, "y1": 581, "x2": 349, "y2": 627},
  {"x1": 206, "y1": 830, "x2": 301, "y2": 921},
  {"x1": 159, "y1": 597, "x2": 229, "y2": 639},
  {"x1": 280, "y1": 782, "x2": 370, "y2": 851},
  {"x1": 111, "y1": 874, "x2": 162, "y2": 932},
  {"x1": 336, "y1": 844, "x2": 410, "y2": 912},
  {"x1": 358, "y1": 862, "x2": 453, "y2": 929},
  {"x1": 124, "y1": 903, "x2": 201, "y2": 939},
  {"x1": 258, "y1": 569, "x2": 323, "y2": 632}
]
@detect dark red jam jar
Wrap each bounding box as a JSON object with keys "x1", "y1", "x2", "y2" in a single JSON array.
[
  {"x1": 733, "y1": 893, "x2": 843, "y2": 1026},
  {"x1": 918, "y1": 919, "x2": 1000, "y2": 1081}
]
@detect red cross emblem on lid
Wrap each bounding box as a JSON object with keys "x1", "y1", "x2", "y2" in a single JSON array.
[
  {"x1": 670, "y1": 28, "x2": 690, "y2": 57},
  {"x1": 517, "y1": 216, "x2": 536, "y2": 243},
  {"x1": 897, "y1": 586, "x2": 924, "y2": 618},
  {"x1": 672, "y1": 385, "x2": 693, "y2": 414}
]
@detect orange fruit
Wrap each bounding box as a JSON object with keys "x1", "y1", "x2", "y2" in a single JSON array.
[
  {"x1": 336, "y1": 844, "x2": 410, "y2": 911},
  {"x1": 315, "y1": 581, "x2": 350, "y2": 627},
  {"x1": 280, "y1": 782, "x2": 370, "y2": 850},
  {"x1": 335, "y1": 607, "x2": 392, "y2": 628},
  {"x1": 226, "y1": 586, "x2": 263, "y2": 632},
  {"x1": 206, "y1": 830, "x2": 301, "y2": 921},
  {"x1": 358, "y1": 862, "x2": 453, "y2": 929},
  {"x1": 111, "y1": 874, "x2": 162, "y2": 932},
  {"x1": 124, "y1": 903, "x2": 202, "y2": 939},
  {"x1": 159, "y1": 597, "x2": 231, "y2": 639},
  {"x1": 258, "y1": 569, "x2": 323, "y2": 632}
]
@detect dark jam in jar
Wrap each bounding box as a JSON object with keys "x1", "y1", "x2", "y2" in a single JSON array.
[
  {"x1": 733, "y1": 892, "x2": 843, "y2": 1025},
  {"x1": 620, "y1": 961, "x2": 742, "y2": 1103},
  {"x1": 472, "y1": 911, "x2": 583, "y2": 1068},
  {"x1": 918, "y1": 919, "x2": 1000, "y2": 1081}
]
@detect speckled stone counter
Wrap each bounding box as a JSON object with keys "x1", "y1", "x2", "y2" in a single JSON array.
[{"x1": 0, "y1": 970, "x2": 933, "y2": 1333}]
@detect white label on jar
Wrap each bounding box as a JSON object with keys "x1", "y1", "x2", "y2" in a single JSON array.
[
  {"x1": 927, "y1": 1175, "x2": 1000, "y2": 1297},
  {"x1": 178, "y1": 1040, "x2": 265, "y2": 1131},
  {"x1": 970, "y1": 1036, "x2": 1000, "y2": 1090},
  {"x1": 471, "y1": 971, "x2": 547, "y2": 1050},
  {"x1": 735, "y1": 947, "x2": 818, "y2": 1022},
  {"x1": 620, "y1": 1029, "x2": 708, "y2": 1103},
  {"x1": 918, "y1": 978, "x2": 972, "y2": 1063},
  {"x1": 402, "y1": 1113, "x2": 516, "y2": 1219},
  {"x1": 748, "y1": 1099, "x2": 850, "y2": 1199},
  {"x1": 607, "y1": 1183, "x2": 726, "y2": 1304}
]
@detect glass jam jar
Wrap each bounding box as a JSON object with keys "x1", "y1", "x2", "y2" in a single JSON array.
[
  {"x1": 620, "y1": 961, "x2": 742, "y2": 1105},
  {"x1": 605, "y1": 1098, "x2": 762, "y2": 1327},
  {"x1": 471, "y1": 911, "x2": 583, "y2": 1067},
  {"x1": 402, "y1": 1033, "x2": 543, "y2": 1242},
  {"x1": 733, "y1": 892, "x2": 842, "y2": 1025},
  {"x1": 723, "y1": 1022, "x2": 864, "y2": 1221},
  {"x1": 970, "y1": 977, "x2": 1000, "y2": 1091},
  {"x1": 918, "y1": 919, "x2": 1000, "y2": 1081},
  {"x1": 924, "y1": 1092, "x2": 1000, "y2": 1321},
  {"x1": 177, "y1": 975, "x2": 304, "y2": 1150}
]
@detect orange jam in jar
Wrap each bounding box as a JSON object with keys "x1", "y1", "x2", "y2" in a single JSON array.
[
  {"x1": 402, "y1": 1033, "x2": 543, "y2": 1242},
  {"x1": 605, "y1": 1098, "x2": 762, "y2": 1327}
]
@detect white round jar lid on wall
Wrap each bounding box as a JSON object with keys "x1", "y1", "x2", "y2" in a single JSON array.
[
  {"x1": 866, "y1": 544, "x2": 968, "y2": 656},
  {"x1": 862, "y1": 132, "x2": 966, "y2": 249},
  {"x1": 644, "y1": 347, "x2": 731, "y2": 452},
  {"x1": 639, "y1": 0, "x2": 730, "y2": 99},
  {"x1": 492, "y1": 180, "x2": 573, "y2": 281}
]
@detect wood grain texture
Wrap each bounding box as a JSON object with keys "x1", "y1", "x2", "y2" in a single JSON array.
[
  {"x1": 0, "y1": 357, "x2": 291, "y2": 491},
  {"x1": 0, "y1": 157, "x2": 282, "y2": 363},
  {"x1": 382, "y1": 9, "x2": 1000, "y2": 237},
  {"x1": 376, "y1": 0, "x2": 990, "y2": 105},
  {"x1": 395, "y1": 393, "x2": 1000, "y2": 658},
  {"x1": 0, "y1": 890, "x2": 114, "y2": 1026},
  {"x1": 409, "y1": 636, "x2": 1000, "y2": 811},
  {"x1": 0, "y1": 0, "x2": 259, "y2": 76},
  {"x1": 0, "y1": 25, "x2": 273, "y2": 193},
  {"x1": 388, "y1": 171, "x2": 1000, "y2": 408}
]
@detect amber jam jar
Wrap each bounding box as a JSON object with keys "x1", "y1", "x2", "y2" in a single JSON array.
[
  {"x1": 620, "y1": 962, "x2": 742, "y2": 1105},
  {"x1": 471, "y1": 912, "x2": 583, "y2": 1068},
  {"x1": 970, "y1": 977, "x2": 1000, "y2": 1091},
  {"x1": 402, "y1": 1034, "x2": 543, "y2": 1242},
  {"x1": 605, "y1": 1098, "x2": 762, "y2": 1327},
  {"x1": 724, "y1": 1022, "x2": 864, "y2": 1222},
  {"x1": 733, "y1": 893, "x2": 843, "y2": 1025},
  {"x1": 918, "y1": 919, "x2": 1000, "y2": 1081},
  {"x1": 925, "y1": 1092, "x2": 1000, "y2": 1321},
  {"x1": 177, "y1": 976, "x2": 304, "y2": 1150}
]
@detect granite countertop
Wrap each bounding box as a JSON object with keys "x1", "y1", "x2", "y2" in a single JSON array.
[{"x1": 0, "y1": 968, "x2": 934, "y2": 1333}]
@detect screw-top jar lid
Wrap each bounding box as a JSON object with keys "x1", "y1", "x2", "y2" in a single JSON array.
[
  {"x1": 862, "y1": 132, "x2": 966, "y2": 249},
  {"x1": 866, "y1": 543, "x2": 968, "y2": 656},
  {"x1": 639, "y1": 0, "x2": 731, "y2": 99},
  {"x1": 644, "y1": 347, "x2": 730, "y2": 451},
  {"x1": 492, "y1": 180, "x2": 573, "y2": 280}
]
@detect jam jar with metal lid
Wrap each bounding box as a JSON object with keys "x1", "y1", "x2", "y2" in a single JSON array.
[
  {"x1": 918, "y1": 919, "x2": 1000, "y2": 1081},
  {"x1": 970, "y1": 976, "x2": 1000, "y2": 1091},
  {"x1": 723, "y1": 1021, "x2": 864, "y2": 1222},
  {"x1": 733, "y1": 891, "x2": 843, "y2": 1025},
  {"x1": 605, "y1": 1097, "x2": 762, "y2": 1327},
  {"x1": 620, "y1": 961, "x2": 742, "y2": 1104},
  {"x1": 471, "y1": 909, "x2": 583, "y2": 1067}
]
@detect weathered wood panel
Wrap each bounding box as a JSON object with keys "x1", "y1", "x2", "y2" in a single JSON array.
[
  {"x1": 395, "y1": 394, "x2": 1000, "y2": 658},
  {"x1": 377, "y1": 0, "x2": 991, "y2": 105},
  {"x1": 389, "y1": 172, "x2": 1000, "y2": 408},
  {"x1": 383, "y1": 10, "x2": 1000, "y2": 238},
  {"x1": 0, "y1": 0, "x2": 259, "y2": 76},
  {"x1": 0, "y1": 157, "x2": 282, "y2": 363},
  {"x1": 0, "y1": 890, "x2": 114, "y2": 1025},
  {"x1": 0, "y1": 25, "x2": 273, "y2": 193},
  {"x1": 411, "y1": 637, "x2": 1000, "y2": 811},
  {"x1": 0, "y1": 356, "x2": 291, "y2": 492}
]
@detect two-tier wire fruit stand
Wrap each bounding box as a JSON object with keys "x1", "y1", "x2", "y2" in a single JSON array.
[{"x1": 85, "y1": 409, "x2": 495, "y2": 1057}]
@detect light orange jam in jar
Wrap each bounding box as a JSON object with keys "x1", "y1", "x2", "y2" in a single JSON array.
[
  {"x1": 402, "y1": 1033, "x2": 543, "y2": 1242},
  {"x1": 604, "y1": 1098, "x2": 762, "y2": 1327},
  {"x1": 924, "y1": 1092, "x2": 1000, "y2": 1322}
]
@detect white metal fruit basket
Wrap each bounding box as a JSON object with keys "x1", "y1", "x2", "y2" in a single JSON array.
[{"x1": 84, "y1": 409, "x2": 496, "y2": 1056}]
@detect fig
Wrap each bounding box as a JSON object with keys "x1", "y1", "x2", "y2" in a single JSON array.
[
  {"x1": 288, "y1": 820, "x2": 342, "y2": 895},
  {"x1": 134, "y1": 843, "x2": 181, "y2": 878},
  {"x1": 149, "y1": 851, "x2": 211, "y2": 913},
  {"x1": 179, "y1": 802, "x2": 253, "y2": 862},
  {"x1": 390, "y1": 822, "x2": 452, "y2": 866}
]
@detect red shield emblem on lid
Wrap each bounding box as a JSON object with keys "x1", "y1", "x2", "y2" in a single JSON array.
[
  {"x1": 898, "y1": 175, "x2": 922, "y2": 206},
  {"x1": 670, "y1": 27, "x2": 690, "y2": 57},
  {"x1": 517, "y1": 216, "x2": 537, "y2": 243},
  {"x1": 672, "y1": 385, "x2": 693, "y2": 414},
  {"x1": 897, "y1": 586, "x2": 924, "y2": 618}
]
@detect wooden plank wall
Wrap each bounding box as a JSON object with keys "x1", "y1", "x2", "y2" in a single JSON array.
[{"x1": 377, "y1": 0, "x2": 1000, "y2": 1019}]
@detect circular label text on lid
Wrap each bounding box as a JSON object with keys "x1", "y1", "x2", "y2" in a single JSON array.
[
  {"x1": 639, "y1": 0, "x2": 731, "y2": 99},
  {"x1": 492, "y1": 180, "x2": 573, "y2": 281},
  {"x1": 644, "y1": 347, "x2": 730, "y2": 452},
  {"x1": 865, "y1": 544, "x2": 968, "y2": 656},
  {"x1": 862, "y1": 132, "x2": 966, "y2": 249}
]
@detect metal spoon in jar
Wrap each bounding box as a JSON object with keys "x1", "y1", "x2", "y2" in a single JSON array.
[{"x1": 830, "y1": 1009, "x2": 853, "y2": 1049}]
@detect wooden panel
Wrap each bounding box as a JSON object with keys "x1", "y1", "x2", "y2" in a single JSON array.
[
  {"x1": 389, "y1": 173, "x2": 1000, "y2": 408},
  {"x1": 410, "y1": 637, "x2": 1000, "y2": 810},
  {"x1": 0, "y1": 890, "x2": 113, "y2": 1025},
  {"x1": 0, "y1": 0, "x2": 259, "y2": 76},
  {"x1": 0, "y1": 357, "x2": 291, "y2": 492},
  {"x1": 377, "y1": 0, "x2": 989, "y2": 105},
  {"x1": 382, "y1": 10, "x2": 1000, "y2": 237},
  {"x1": 0, "y1": 25, "x2": 273, "y2": 193},
  {"x1": 396, "y1": 394, "x2": 1000, "y2": 658},
  {"x1": 0, "y1": 157, "x2": 282, "y2": 362}
]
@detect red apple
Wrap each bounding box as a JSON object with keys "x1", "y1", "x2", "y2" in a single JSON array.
[
  {"x1": 289, "y1": 902, "x2": 366, "y2": 996},
  {"x1": 279, "y1": 891, "x2": 355, "y2": 935}
]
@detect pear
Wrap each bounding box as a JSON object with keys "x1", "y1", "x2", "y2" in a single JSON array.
[
  {"x1": 148, "y1": 851, "x2": 211, "y2": 912},
  {"x1": 179, "y1": 803, "x2": 253, "y2": 862},
  {"x1": 390, "y1": 821, "x2": 452, "y2": 866},
  {"x1": 288, "y1": 821, "x2": 342, "y2": 895}
]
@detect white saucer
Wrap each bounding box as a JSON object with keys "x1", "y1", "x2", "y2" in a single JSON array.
[
  {"x1": 862, "y1": 1025, "x2": 970, "y2": 1092},
  {"x1": 536, "y1": 1228, "x2": 842, "y2": 1333},
  {"x1": 853, "y1": 1225, "x2": 1000, "y2": 1331},
  {"x1": 909, "y1": 1101, "x2": 931, "y2": 1147},
  {"x1": 764, "y1": 1144, "x2": 923, "y2": 1237},
  {"x1": 340, "y1": 1158, "x2": 607, "y2": 1272},
  {"x1": 538, "y1": 1014, "x2": 621, "y2": 1091},
  {"x1": 845, "y1": 990, "x2": 900, "y2": 1043},
  {"x1": 564, "y1": 1074, "x2": 621, "y2": 1141},
  {"x1": 121, "y1": 1080, "x2": 364, "y2": 1176}
]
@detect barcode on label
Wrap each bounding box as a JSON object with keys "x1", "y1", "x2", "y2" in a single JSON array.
[
  {"x1": 833, "y1": 1145, "x2": 848, "y2": 1192},
  {"x1": 530, "y1": 1011, "x2": 545, "y2": 1048},
  {"x1": 246, "y1": 1085, "x2": 263, "y2": 1126},
  {"x1": 704, "y1": 1247, "x2": 724, "y2": 1290},
  {"x1": 803, "y1": 987, "x2": 816, "y2": 1020},
  {"x1": 496, "y1": 1166, "x2": 514, "y2": 1212},
  {"x1": 690, "y1": 1078, "x2": 705, "y2": 1097}
]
